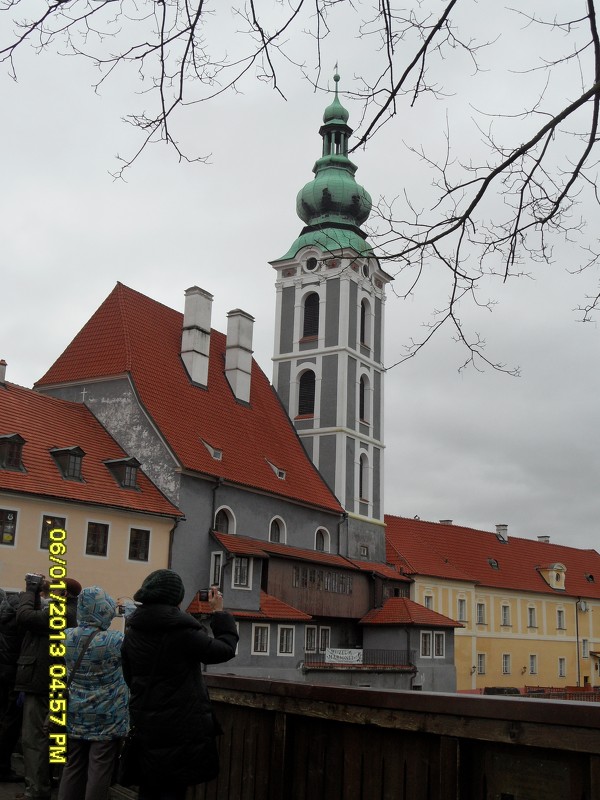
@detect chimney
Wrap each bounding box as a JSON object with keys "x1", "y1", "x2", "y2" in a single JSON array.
[
  {"x1": 225, "y1": 309, "x2": 254, "y2": 404},
  {"x1": 181, "y1": 287, "x2": 213, "y2": 386},
  {"x1": 495, "y1": 523, "x2": 508, "y2": 542},
  {"x1": 0, "y1": 360, "x2": 6, "y2": 385},
  {"x1": 538, "y1": 535, "x2": 550, "y2": 544},
  {"x1": 439, "y1": 519, "x2": 453, "y2": 525}
]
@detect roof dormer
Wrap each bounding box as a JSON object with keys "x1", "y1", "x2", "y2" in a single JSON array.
[
  {"x1": 104, "y1": 456, "x2": 140, "y2": 489},
  {"x1": 0, "y1": 433, "x2": 25, "y2": 471},
  {"x1": 50, "y1": 446, "x2": 85, "y2": 481},
  {"x1": 537, "y1": 562, "x2": 566, "y2": 591}
]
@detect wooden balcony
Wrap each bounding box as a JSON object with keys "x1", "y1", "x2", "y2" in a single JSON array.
[{"x1": 112, "y1": 674, "x2": 600, "y2": 800}]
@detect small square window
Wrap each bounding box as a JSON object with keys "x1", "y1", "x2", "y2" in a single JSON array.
[
  {"x1": 86, "y1": 522, "x2": 109, "y2": 557},
  {"x1": 359, "y1": 545, "x2": 369, "y2": 558},
  {"x1": 0, "y1": 509, "x2": 17, "y2": 546},
  {"x1": 128, "y1": 528, "x2": 150, "y2": 561},
  {"x1": 40, "y1": 515, "x2": 66, "y2": 550}
]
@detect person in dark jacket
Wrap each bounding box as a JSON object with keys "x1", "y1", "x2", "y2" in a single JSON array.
[
  {"x1": 14, "y1": 575, "x2": 80, "y2": 800},
  {"x1": 0, "y1": 591, "x2": 23, "y2": 782},
  {"x1": 121, "y1": 569, "x2": 238, "y2": 800}
]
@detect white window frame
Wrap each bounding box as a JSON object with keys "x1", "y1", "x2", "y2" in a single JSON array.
[
  {"x1": 501, "y1": 604, "x2": 511, "y2": 626},
  {"x1": 434, "y1": 632, "x2": 445, "y2": 658},
  {"x1": 277, "y1": 625, "x2": 295, "y2": 657},
  {"x1": 269, "y1": 516, "x2": 286, "y2": 544},
  {"x1": 318, "y1": 626, "x2": 331, "y2": 653},
  {"x1": 557, "y1": 608, "x2": 565, "y2": 630},
  {"x1": 527, "y1": 606, "x2": 537, "y2": 628},
  {"x1": 214, "y1": 505, "x2": 236, "y2": 535},
  {"x1": 502, "y1": 653, "x2": 511, "y2": 675},
  {"x1": 529, "y1": 654, "x2": 537, "y2": 675},
  {"x1": 251, "y1": 624, "x2": 270, "y2": 655},
  {"x1": 424, "y1": 594, "x2": 433, "y2": 610},
  {"x1": 477, "y1": 653, "x2": 486, "y2": 675},
  {"x1": 85, "y1": 519, "x2": 110, "y2": 558},
  {"x1": 582, "y1": 638, "x2": 589, "y2": 659},
  {"x1": 304, "y1": 625, "x2": 317, "y2": 653},
  {"x1": 476, "y1": 602, "x2": 486, "y2": 625},
  {"x1": 420, "y1": 631, "x2": 432, "y2": 658},
  {"x1": 210, "y1": 551, "x2": 223, "y2": 587},
  {"x1": 558, "y1": 657, "x2": 566, "y2": 678},
  {"x1": 231, "y1": 556, "x2": 252, "y2": 590},
  {"x1": 457, "y1": 598, "x2": 467, "y2": 622},
  {"x1": 127, "y1": 527, "x2": 151, "y2": 562},
  {"x1": 314, "y1": 527, "x2": 330, "y2": 553}
]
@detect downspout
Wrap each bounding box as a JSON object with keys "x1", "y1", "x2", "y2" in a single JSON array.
[{"x1": 167, "y1": 515, "x2": 183, "y2": 568}]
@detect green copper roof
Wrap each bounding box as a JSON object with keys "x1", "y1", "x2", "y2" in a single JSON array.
[{"x1": 278, "y1": 72, "x2": 373, "y2": 262}]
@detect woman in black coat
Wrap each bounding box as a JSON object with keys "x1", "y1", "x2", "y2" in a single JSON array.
[{"x1": 121, "y1": 569, "x2": 238, "y2": 800}]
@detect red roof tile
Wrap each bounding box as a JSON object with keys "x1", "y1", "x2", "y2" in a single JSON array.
[
  {"x1": 385, "y1": 515, "x2": 600, "y2": 599},
  {"x1": 0, "y1": 382, "x2": 180, "y2": 518},
  {"x1": 186, "y1": 590, "x2": 311, "y2": 621},
  {"x1": 36, "y1": 283, "x2": 342, "y2": 514},
  {"x1": 349, "y1": 559, "x2": 411, "y2": 582},
  {"x1": 360, "y1": 597, "x2": 461, "y2": 627},
  {"x1": 212, "y1": 531, "x2": 360, "y2": 569}
]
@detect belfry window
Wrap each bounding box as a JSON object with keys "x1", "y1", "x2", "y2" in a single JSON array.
[
  {"x1": 302, "y1": 293, "x2": 319, "y2": 339},
  {"x1": 359, "y1": 454, "x2": 369, "y2": 500},
  {"x1": 298, "y1": 370, "x2": 316, "y2": 416}
]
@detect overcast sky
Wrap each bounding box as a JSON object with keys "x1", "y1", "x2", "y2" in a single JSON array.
[{"x1": 2, "y1": 2, "x2": 599, "y2": 552}]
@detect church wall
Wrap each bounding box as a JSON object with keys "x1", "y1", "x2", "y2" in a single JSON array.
[
  {"x1": 317, "y1": 434, "x2": 336, "y2": 494},
  {"x1": 347, "y1": 516, "x2": 386, "y2": 563}
]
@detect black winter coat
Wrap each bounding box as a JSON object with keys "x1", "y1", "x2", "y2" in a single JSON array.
[
  {"x1": 14, "y1": 590, "x2": 77, "y2": 694},
  {"x1": 121, "y1": 604, "x2": 238, "y2": 788},
  {"x1": 0, "y1": 595, "x2": 21, "y2": 685}
]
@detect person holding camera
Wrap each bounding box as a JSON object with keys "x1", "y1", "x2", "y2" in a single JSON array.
[
  {"x1": 14, "y1": 573, "x2": 81, "y2": 800},
  {"x1": 121, "y1": 569, "x2": 238, "y2": 800}
]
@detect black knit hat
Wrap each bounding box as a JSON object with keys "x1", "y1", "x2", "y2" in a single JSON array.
[{"x1": 133, "y1": 569, "x2": 185, "y2": 606}]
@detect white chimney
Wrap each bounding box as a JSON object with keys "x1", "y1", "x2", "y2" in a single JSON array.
[
  {"x1": 538, "y1": 535, "x2": 550, "y2": 544},
  {"x1": 495, "y1": 523, "x2": 508, "y2": 542},
  {"x1": 0, "y1": 360, "x2": 6, "y2": 385},
  {"x1": 181, "y1": 287, "x2": 213, "y2": 386},
  {"x1": 439, "y1": 519, "x2": 453, "y2": 525},
  {"x1": 225, "y1": 309, "x2": 254, "y2": 404}
]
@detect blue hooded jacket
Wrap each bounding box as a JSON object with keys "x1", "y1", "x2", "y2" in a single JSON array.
[{"x1": 65, "y1": 586, "x2": 128, "y2": 740}]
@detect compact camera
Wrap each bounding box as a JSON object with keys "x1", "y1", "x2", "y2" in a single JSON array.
[
  {"x1": 25, "y1": 573, "x2": 43, "y2": 589},
  {"x1": 198, "y1": 589, "x2": 210, "y2": 602}
]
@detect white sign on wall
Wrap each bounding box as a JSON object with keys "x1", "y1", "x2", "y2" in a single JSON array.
[{"x1": 325, "y1": 648, "x2": 363, "y2": 664}]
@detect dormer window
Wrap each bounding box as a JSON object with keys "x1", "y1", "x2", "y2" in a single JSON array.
[
  {"x1": 266, "y1": 460, "x2": 286, "y2": 480},
  {"x1": 50, "y1": 446, "x2": 85, "y2": 480},
  {"x1": 0, "y1": 434, "x2": 25, "y2": 471},
  {"x1": 105, "y1": 457, "x2": 140, "y2": 489},
  {"x1": 200, "y1": 439, "x2": 222, "y2": 461}
]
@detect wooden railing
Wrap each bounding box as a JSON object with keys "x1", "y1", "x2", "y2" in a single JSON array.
[{"x1": 112, "y1": 674, "x2": 600, "y2": 800}]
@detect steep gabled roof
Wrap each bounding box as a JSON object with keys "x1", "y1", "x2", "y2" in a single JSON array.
[
  {"x1": 187, "y1": 590, "x2": 311, "y2": 621},
  {"x1": 360, "y1": 597, "x2": 461, "y2": 627},
  {"x1": 385, "y1": 515, "x2": 600, "y2": 599},
  {"x1": 36, "y1": 283, "x2": 342, "y2": 514},
  {"x1": 211, "y1": 531, "x2": 359, "y2": 569},
  {"x1": 0, "y1": 382, "x2": 180, "y2": 518}
]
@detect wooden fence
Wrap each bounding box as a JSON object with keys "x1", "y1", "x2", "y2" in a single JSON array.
[{"x1": 112, "y1": 673, "x2": 600, "y2": 800}]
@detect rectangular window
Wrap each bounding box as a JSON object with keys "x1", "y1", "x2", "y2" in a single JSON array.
[
  {"x1": 305, "y1": 625, "x2": 317, "y2": 653},
  {"x1": 210, "y1": 552, "x2": 223, "y2": 586},
  {"x1": 527, "y1": 607, "x2": 537, "y2": 628},
  {"x1": 251, "y1": 624, "x2": 269, "y2": 655},
  {"x1": 86, "y1": 522, "x2": 109, "y2": 557},
  {"x1": 501, "y1": 605, "x2": 511, "y2": 626},
  {"x1": 557, "y1": 609, "x2": 565, "y2": 629},
  {"x1": 477, "y1": 653, "x2": 486, "y2": 675},
  {"x1": 529, "y1": 654, "x2": 537, "y2": 675},
  {"x1": 476, "y1": 603, "x2": 486, "y2": 624},
  {"x1": 558, "y1": 657, "x2": 566, "y2": 678},
  {"x1": 316, "y1": 570, "x2": 323, "y2": 590},
  {"x1": 420, "y1": 631, "x2": 432, "y2": 658},
  {"x1": 292, "y1": 566, "x2": 299, "y2": 588},
  {"x1": 502, "y1": 653, "x2": 511, "y2": 675},
  {"x1": 0, "y1": 508, "x2": 17, "y2": 546},
  {"x1": 128, "y1": 528, "x2": 150, "y2": 561},
  {"x1": 424, "y1": 594, "x2": 433, "y2": 610},
  {"x1": 434, "y1": 632, "x2": 445, "y2": 658},
  {"x1": 278, "y1": 626, "x2": 294, "y2": 656},
  {"x1": 319, "y1": 627, "x2": 330, "y2": 652},
  {"x1": 300, "y1": 567, "x2": 308, "y2": 588},
  {"x1": 457, "y1": 598, "x2": 467, "y2": 622},
  {"x1": 233, "y1": 557, "x2": 250, "y2": 588},
  {"x1": 582, "y1": 639, "x2": 589, "y2": 659},
  {"x1": 40, "y1": 515, "x2": 65, "y2": 550}
]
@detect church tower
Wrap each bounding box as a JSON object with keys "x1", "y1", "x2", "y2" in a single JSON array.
[{"x1": 271, "y1": 74, "x2": 391, "y2": 562}]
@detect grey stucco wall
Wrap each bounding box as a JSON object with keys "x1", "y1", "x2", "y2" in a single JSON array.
[
  {"x1": 320, "y1": 354, "x2": 338, "y2": 427},
  {"x1": 325, "y1": 278, "x2": 340, "y2": 347}
]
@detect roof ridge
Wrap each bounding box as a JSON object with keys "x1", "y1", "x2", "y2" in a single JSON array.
[{"x1": 115, "y1": 283, "x2": 133, "y2": 372}]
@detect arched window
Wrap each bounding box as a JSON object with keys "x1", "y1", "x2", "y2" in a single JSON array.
[
  {"x1": 303, "y1": 293, "x2": 319, "y2": 338},
  {"x1": 214, "y1": 508, "x2": 233, "y2": 534},
  {"x1": 359, "y1": 454, "x2": 369, "y2": 500},
  {"x1": 315, "y1": 528, "x2": 330, "y2": 553},
  {"x1": 359, "y1": 375, "x2": 369, "y2": 422},
  {"x1": 360, "y1": 299, "x2": 371, "y2": 347},
  {"x1": 270, "y1": 519, "x2": 282, "y2": 543},
  {"x1": 298, "y1": 370, "x2": 316, "y2": 416}
]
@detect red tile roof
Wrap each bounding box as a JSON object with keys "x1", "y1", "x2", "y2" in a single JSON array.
[
  {"x1": 349, "y1": 559, "x2": 411, "y2": 582},
  {"x1": 0, "y1": 382, "x2": 180, "y2": 518},
  {"x1": 36, "y1": 283, "x2": 342, "y2": 514},
  {"x1": 212, "y1": 531, "x2": 362, "y2": 569},
  {"x1": 385, "y1": 515, "x2": 600, "y2": 599},
  {"x1": 187, "y1": 590, "x2": 311, "y2": 621},
  {"x1": 360, "y1": 597, "x2": 461, "y2": 627}
]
